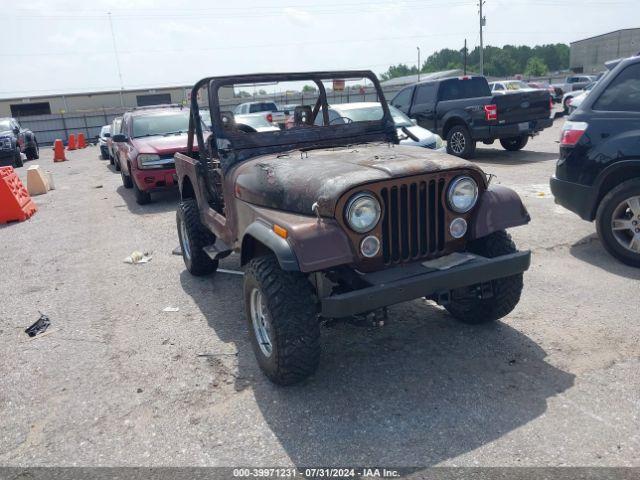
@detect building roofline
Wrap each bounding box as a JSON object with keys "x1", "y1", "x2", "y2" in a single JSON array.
[
  {"x1": 0, "y1": 85, "x2": 193, "y2": 102},
  {"x1": 570, "y1": 28, "x2": 640, "y2": 45}
]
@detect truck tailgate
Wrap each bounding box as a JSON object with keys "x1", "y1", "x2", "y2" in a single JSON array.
[{"x1": 494, "y1": 91, "x2": 550, "y2": 124}]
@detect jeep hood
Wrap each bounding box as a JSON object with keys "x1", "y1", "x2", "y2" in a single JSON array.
[
  {"x1": 231, "y1": 144, "x2": 483, "y2": 216},
  {"x1": 131, "y1": 134, "x2": 188, "y2": 155}
]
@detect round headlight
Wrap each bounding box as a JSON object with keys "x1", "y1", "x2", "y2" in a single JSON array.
[
  {"x1": 447, "y1": 176, "x2": 478, "y2": 213},
  {"x1": 345, "y1": 193, "x2": 381, "y2": 233}
]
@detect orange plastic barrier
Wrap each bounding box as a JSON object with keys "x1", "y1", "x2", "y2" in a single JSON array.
[
  {"x1": 77, "y1": 133, "x2": 86, "y2": 149},
  {"x1": 0, "y1": 166, "x2": 38, "y2": 224},
  {"x1": 67, "y1": 134, "x2": 77, "y2": 151},
  {"x1": 53, "y1": 139, "x2": 66, "y2": 162}
]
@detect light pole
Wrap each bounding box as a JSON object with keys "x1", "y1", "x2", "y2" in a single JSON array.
[{"x1": 417, "y1": 46, "x2": 421, "y2": 82}]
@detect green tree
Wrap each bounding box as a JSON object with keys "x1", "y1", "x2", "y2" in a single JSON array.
[
  {"x1": 380, "y1": 63, "x2": 418, "y2": 81},
  {"x1": 302, "y1": 85, "x2": 317, "y2": 93},
  {"x1": 524, "y1": 57, "x2": 548, "y2": 76},
  {"x1": 258, "y1": 89, "x2": 268, "y2": 95}
]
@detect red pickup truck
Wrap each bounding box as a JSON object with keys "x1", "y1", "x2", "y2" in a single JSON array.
[{"x1": 112, "y1": 106, "x2": 190, "y2": 204}]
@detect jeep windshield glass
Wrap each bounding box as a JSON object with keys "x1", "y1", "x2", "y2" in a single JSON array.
[{"x1": 132, "y1": 111, "x2": 190, "y2": 138}]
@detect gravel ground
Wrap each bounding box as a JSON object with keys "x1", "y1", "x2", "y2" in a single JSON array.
[{"x1": 0, "y1": 119, "x2": 639, "y2": 468}]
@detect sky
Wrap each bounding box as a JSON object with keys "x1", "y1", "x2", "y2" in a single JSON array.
[{"x1": 1, "y1": 0, "x2": 639, "y2": 99}]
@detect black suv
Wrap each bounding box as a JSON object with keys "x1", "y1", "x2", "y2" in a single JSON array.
[
  {"x1": 0, "y1": 117, "x2": 39, "y2": 168},
  {"x1": 550, "y1": 55, "x2": 640, "y2": 267}
]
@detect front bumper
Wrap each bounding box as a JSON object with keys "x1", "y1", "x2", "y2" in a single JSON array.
[
  {"x1": 320, "y1": 251, "x2": 531, "y2": 317},
  {"x1": 133, "y1": 168, "x2": 177, "y2": 192},
  {"x1": 549, "y1": 175, "x2": 596, "y2": 221}
]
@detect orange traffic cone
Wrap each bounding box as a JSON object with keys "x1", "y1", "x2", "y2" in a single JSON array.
[
  {"x1": 53, "y1": 139, "x2": 66, "y2": 162},
  {"x1": 67, "y1": 134, "x2": 77, "y2": 151},
  {"x1": 77, "y1": 133, "x2": 87, "y2": 149}
]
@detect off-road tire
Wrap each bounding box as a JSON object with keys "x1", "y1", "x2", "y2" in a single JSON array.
[
  {"x1": 114, "y1": 155, "x2": 121, "y2": 171},
  {"x1": 13, "y1": 151, "x2": 23, "y2": 168},
  {"x1": 445, "y1": 230, "x2": 524, "y2": 324},
  {"x1": 244, "y1": 255, "x2": 320, "y2": 385},
  {"x1": 595, "y1": 178, "x2": 640, "y2": 267},
  {"x1": 109, "y1": 151, "x2": 115, "y2": 165},
  {"x1": 26, "y1": 142, "x2": 39, "y2": 160},
  {"x1": 446, "y1": 125, "x2": 476, "y2": 159},
  {"x1": 176, "y1": 198, "x2": 218, "y2": 276},
  {"x1": 120, "y1": 167, "x2": 132, "y2": 188},
  {"x1": 133, "y1": 178, "x2": 151, "y2": 205},
  {"x1": 500, "y1": 135, "x2": 529, "y2": 151}
]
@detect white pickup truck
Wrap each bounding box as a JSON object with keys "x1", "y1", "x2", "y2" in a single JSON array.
[{"x1": 233, "y1": 101, "x2": 286, "y2": 127}]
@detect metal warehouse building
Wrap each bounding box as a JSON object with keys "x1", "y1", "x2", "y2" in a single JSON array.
[{"x1": 570, "y1": 28, "x2": 640, "y2": 74}]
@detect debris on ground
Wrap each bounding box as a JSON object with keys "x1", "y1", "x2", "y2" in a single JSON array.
[
  {"x1": 25, "y1": 313, "x2": 51, "y2": 337},
  {"x1": 171, "y1": 246, "x2": 182, "y2": 256},
  {"x1": 162, "y1": 306, "x2": 179, "y2": 312},
  {"x1": 124, "y1": 251, "x2": 153, "y2": 264}
]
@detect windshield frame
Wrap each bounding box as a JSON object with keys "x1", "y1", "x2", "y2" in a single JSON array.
[{"x1": 187, "y1": 71, "x2": 396, "y2": 172}]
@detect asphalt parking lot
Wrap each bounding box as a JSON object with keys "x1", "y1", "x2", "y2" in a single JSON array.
[{"x1": 1, "y1": 118, "x2": 639, "y2": 468}]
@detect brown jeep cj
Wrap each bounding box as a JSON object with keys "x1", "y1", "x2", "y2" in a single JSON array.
[{"x1": 174, "y1": 71, "x2": 532, "y2": 385}]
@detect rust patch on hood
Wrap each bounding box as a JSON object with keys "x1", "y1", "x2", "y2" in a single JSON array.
[{"x1": 230, "y1": 143, "x2": 484, "y2": 216}]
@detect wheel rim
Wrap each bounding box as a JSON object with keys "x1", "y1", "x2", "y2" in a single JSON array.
[
  {"x1": 250, "y1": 288, "x2": 273, "y2": 358},
  {"x1": 611, "y1": 195, "x2": 640, "y2": 254},
  {"x1": 180, "y1": 217, "x2": 191, "y2": 261},
  {"x1": 450, "y1": 131, "x2": 465, "y2": 154}
]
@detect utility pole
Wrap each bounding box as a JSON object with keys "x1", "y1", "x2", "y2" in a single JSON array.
[
  {"x1": 479, "y1": 1, "x2": 486, "y2": 75},
  {"x1": 463, "y1": 39, "x2": 467, "y2": 75},
  {"x1": 416, "y1": 46, "x2": 421, "y2": 82},
  {"x1": 107, "y1": 12, "x2": 125, "y2": 107}
]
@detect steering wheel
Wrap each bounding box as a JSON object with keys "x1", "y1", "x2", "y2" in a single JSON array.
[{"x1": 329, "y1": 116, "x2": 354, "y2": 125}]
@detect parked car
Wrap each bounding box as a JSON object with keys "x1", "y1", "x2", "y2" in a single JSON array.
[
  {"x1": 0, "y1": 117, "x2": 38, "y2": 168},
  {"x1": 175, "y1": 71, "x2": 532, "y2": 384},
  {"x1": 528, "y1": 82, "x2": 562, "y2": 103},
  {"x1": 489, "y1": 80, "x2": 538, "y2": 94},
  {"x1": 550, "y1": 55, "x2": 640, "y2": 267},
  {"x1": 112, "y1": 106, "x2": 190, "y2": 204},
  {"x1": 562, "y1": 81, "x2": 596, "y2": 113},
  {"x1": 108, "y1": 116, "x2": 123, "y2": 168},
  {"x1": 234, "y1": 113, "x2": 281, "y2": 133},
  {"x1": 552, "y1": 75, "x2": 597, "y2": 95},
  {"x1": 314, "y1": 102, "x2": 444, "y2": 150},
  {"x1": 391, "y1": 75, "x2": 552, "y2": 158},
  {"x1": 98, "y1": 125, "x2": 111, "y2": 160},
  {"x1": 233, "y1": 101, "x2": 286, "y2": 127}
]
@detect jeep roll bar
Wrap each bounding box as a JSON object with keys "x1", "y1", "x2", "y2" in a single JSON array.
[{"x1": 186, "y1": 70, "x2": 397, "y2": 172}]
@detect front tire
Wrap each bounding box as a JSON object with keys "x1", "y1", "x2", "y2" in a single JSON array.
[
  {"x1": 446, "y1": 125, "x2": 476, "y2": 159},
  {"x1": 596, "y1": 178, "x2": 640, "y2": 267},
  {"x1": 445, "y1": 230, "x2": 524, "y2": 324},
  {"x1": 26, "y1": 142, "x2": 39, "y2": 160},
  {"x1": 114, "y1": 155, "x2": 121, "y2": 171},
  {"x1": 244, "y1": 255, "x2": 320, "y2": 385},
  {"x1": 120, "y1": 167, "x2": 132, "y2": 188},
  {"x1": 133, "y1": 179, "x2": 151, "y2": 205},
  {"x1": 176, "y1": 198, "x2": 218, "y2": 276},
  {"x1": 13, "y1": 151, "x2": 23, "y2": 168},
  {"x1": 500, "y1": 135, "x2": 528, "y2": 151}
]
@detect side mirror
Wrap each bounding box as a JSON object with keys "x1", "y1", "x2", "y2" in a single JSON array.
[
  {"x1": 13, "y1": 127, "x2": 20, "y2": 134},
  {"x1": 112, "y1": 134, "x2": 127, "y2": 142},
  {"x1": 104, "y1": 133, "x2": 111, "y2": 138}
]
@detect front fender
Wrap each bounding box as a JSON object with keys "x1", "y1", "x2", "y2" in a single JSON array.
[
  {"x1": 242, "y1": 221, "x2": 300, "y2": 271},
  {"x1": 470, "y1": 185, "x2": 530, "y2": 239}
]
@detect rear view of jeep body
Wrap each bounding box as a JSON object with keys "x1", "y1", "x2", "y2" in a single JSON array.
[{"x1": 174, "y1": 71, "x2": 532, "y2": 385}]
